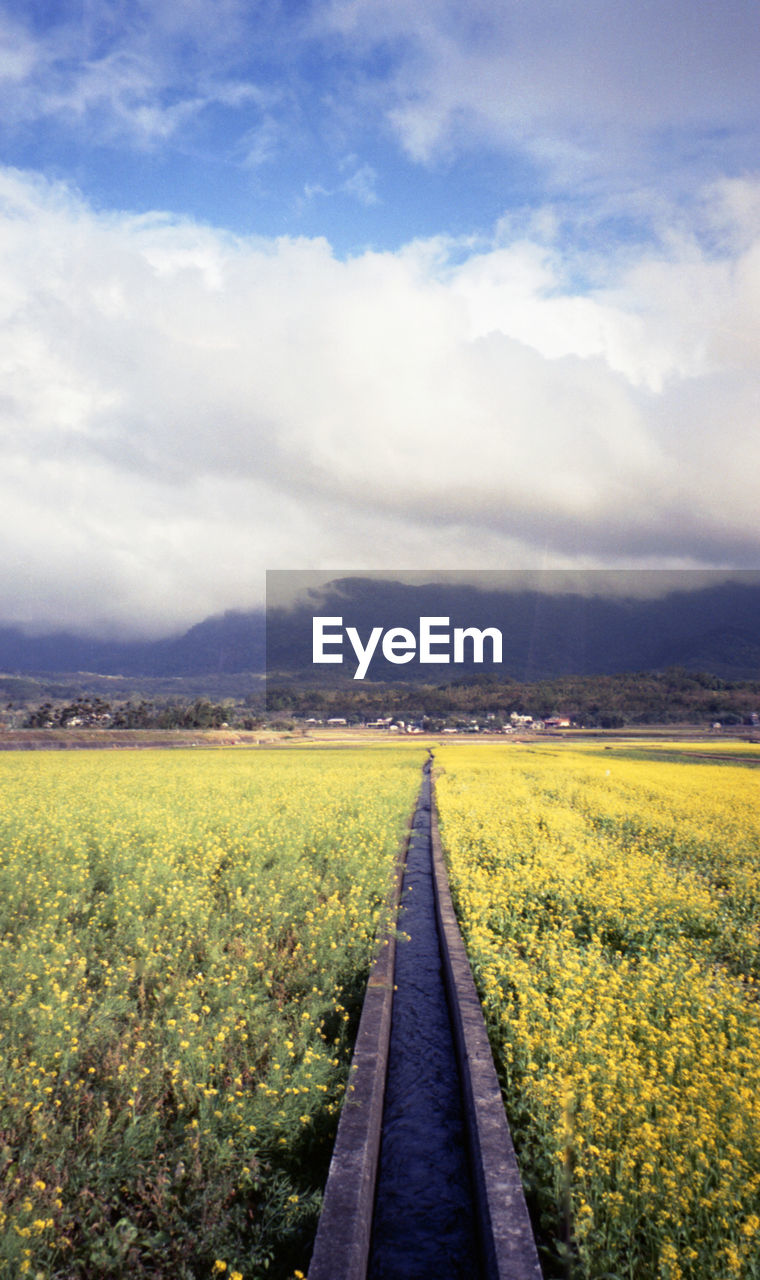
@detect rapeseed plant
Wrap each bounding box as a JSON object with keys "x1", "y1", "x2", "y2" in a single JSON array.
[
  {"x1": 436, "y1": 743, "x2": 760, "y2": 1280},
  {"x1": 0, "y1": 746, "x2": 422, "y2": 1279}
]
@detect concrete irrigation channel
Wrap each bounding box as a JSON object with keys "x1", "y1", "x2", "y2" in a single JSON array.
[{"x1": 307, "y1": 756, "x2": 542, "y2": 1280}]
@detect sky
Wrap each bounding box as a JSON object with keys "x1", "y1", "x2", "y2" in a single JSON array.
[{"x1": 2, "y1": 0, "x2": 760, "y2": 639}]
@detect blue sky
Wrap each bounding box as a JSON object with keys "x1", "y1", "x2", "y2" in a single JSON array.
[
  {"x1": 6, "y1": 0, "x2": 760, "y2": 250},
  {"x1": 2, "y1": 0, "x2": 760, "y2": 636}
]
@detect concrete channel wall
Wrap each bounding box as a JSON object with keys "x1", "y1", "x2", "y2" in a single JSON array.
[{"x1": 307, "y1": 761, "x2": 543, "y2": 1280}]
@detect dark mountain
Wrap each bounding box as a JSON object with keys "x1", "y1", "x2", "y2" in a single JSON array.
[
  {"x1": 0, "y1": 609, "x2": 266, "y2": 678},
  {"x1": 266, "y1": 575, "x2": 760, "y2": 683},
  {"x1": 2, "y1": 575, "x2": 760, "y2": 684}
]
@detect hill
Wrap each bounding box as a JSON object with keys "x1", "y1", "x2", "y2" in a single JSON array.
[
  {"x1": 0, "y1": 609, "x2": 266, "y2": 679},
  {"x1": 1, "y1": 576, "x2": 760, "y2": 693}
]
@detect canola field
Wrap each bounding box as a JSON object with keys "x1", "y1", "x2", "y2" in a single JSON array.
[
  {"x1": 435, "y1": 742, "x2": 760, "y2": 1280},
  {"x1": 0, "y1": 746, "x2": 422, "y2": 1280}
]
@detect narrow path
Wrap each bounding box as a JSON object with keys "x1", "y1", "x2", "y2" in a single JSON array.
[{"x1": 367, "y1": 762, "x2": 479, "y2": 1277}]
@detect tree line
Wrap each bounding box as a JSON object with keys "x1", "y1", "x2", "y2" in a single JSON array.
[
  {"x1": 17, "y1": 668, "x2": 760, "y2": 731},
  {"x1": 23, "y1": 697, "x2": 262, "y2": 731},
  {"x1": 266, "y1": 667, "x2": 760, "y2": 728}
]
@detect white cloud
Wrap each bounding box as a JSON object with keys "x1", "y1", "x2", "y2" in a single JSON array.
[
  {"x1": 0, "y1": 0, "x2": 277, "y2": 149},
  {"x1": 340, "y1": 162, "x2": 379, "y2": 206},
  {"x1": 301, "y1": 159, "x2": 379, "y2": 208},
  {"x1": 0, "y1": 12, "x2": 41, "y2": 87},
  {"x1": 1, "y1": 167, "x2": 760, "y2": 636},
  {"x1": 320, "y1": 0, "x2": 760, "y2": 188}
]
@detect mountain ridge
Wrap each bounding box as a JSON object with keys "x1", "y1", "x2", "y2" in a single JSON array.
[{"x1": 2, "y1": 578, "x2": 760, "y2": 683}]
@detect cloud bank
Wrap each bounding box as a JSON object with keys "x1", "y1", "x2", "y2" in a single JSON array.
[{"x1": 2, "y1": 167, "x2": 760, "y2": 637}]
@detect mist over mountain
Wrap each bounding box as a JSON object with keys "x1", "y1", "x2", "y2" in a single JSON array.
[
  {"x1": 0, "y1": 610, "x2": 266, "y2": 679},
  {"x1": 266, "y1": 576, "x2": 760, "y2": 683},
  {"x1": 3, "y1": 576, "x2": 760, "y2": 687}
]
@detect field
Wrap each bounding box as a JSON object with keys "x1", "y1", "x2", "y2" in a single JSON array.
[
  {"x1": 3, "y1": 736, "x2": 759, "y2": 1280},
  {"x1": 0, "y1": 746, "x2": 422, "y2": 1279},
  {"x1": 435, "y1": 742, "x2": 760, "y2": 1279}
]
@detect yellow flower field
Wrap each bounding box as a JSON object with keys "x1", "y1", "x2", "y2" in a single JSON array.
[
  {"x1": 435, "y1": 743, "x2": 760, "y2": 1280},
  {"x1": 0, "y1": 746, "x2": 422, "y2": 1280}
]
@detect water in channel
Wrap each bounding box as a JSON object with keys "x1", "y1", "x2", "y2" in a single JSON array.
[{"x1": 367, "y1": 764, "x2": 480, "y2": 1279}]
